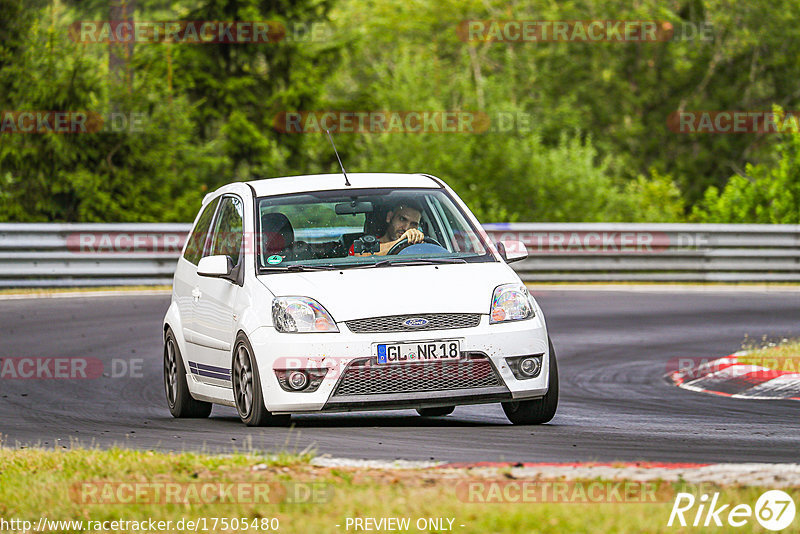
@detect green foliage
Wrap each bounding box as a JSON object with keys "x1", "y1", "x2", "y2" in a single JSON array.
[
  {"x1": 692, "y1": 111, "x2": 800, "y2": 224},
  {"x1": 345, "y1": 129, "x2": 630, "y2": 223},
  {"x1": 0, "y1": 8, "x2": 225, "y2": 222},
  {"x1": 1, "y1": 0, "x2": 799, "y2": 223},
  {"x1": 622, "y1": 170, "x2": 686, "y2": 223},
  {"x1": 0, "y1": 0, "x2": 338, "y2": 222}
]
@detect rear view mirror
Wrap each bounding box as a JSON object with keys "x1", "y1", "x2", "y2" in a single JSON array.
[
  {"x1": 335, "y1": 201, "x2": 373, "y2": 215},
  {"x1": 197, "y1": 255, "x2": 233, "y2": 277},
  {"x1": 496, "y1": 240, "x2": 528, "y2": 263}
]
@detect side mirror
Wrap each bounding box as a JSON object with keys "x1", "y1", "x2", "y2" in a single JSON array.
[
  {"x1": 496, "y1": 240, "x2": 528, "y2": 263},
  {"x1": 197, "y1": 255, "x2": 234, "y2": 277}
]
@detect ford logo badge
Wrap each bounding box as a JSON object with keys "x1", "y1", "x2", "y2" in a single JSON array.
[{"x1": 403, "y1": 318, "x2": 428, "y2": 327}]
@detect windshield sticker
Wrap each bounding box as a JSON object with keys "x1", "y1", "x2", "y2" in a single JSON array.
[{"x1": 267, "y1": 255, "x2": 284, "y2": 265}]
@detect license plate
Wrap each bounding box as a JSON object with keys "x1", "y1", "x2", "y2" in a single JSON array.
[{"x1": 376, "y1": 340, "x2": 461, "y2": 364}]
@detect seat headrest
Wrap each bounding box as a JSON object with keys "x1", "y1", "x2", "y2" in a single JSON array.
[
  {"x1": 364, "y1": 204, "x2": 391, "y2": 237},
  {"x1": 261, "y1": 213, "x2": 294, "y2": 255}
]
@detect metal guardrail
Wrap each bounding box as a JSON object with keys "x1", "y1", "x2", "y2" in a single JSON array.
[
  {"x1": 0, "y1": 223, "x2": 190, "y2": 287},
  {"x1": 0, "y1": 222, "x2": 798, "y2": 287},
  {"x1": 484, "y1": 223, "x2": 800, "y2": 282}
]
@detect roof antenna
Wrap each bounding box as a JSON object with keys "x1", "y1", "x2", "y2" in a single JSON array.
[{"x1": 326, "y1": 129, "x2": 351, "y2": 187}]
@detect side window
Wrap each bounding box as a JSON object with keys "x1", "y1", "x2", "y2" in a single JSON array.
[
  {"x1": 209, "y1": 196, "x2": 244, "y2": 265},
  {"x1": 183, "y1": 197, "x2": 220, "y2": 265},
  {"x1": 430, "y1": 196, "x2": 483, "y2": 254},
  {"x1": 426, "y1": 196, "x2": 455, "y2": 252}
]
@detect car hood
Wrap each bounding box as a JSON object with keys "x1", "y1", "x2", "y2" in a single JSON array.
[{"x1": 257, "y1": 261, "x2": 520, "y2": 321}]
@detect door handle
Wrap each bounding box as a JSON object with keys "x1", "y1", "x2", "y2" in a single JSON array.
[{"x1": 191, "y1": 287, "x2": 202, "y2": 301}]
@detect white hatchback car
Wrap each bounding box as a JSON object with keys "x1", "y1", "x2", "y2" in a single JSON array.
[{"x1": 163, "y1": 173, "x2": 558, "y2": 426}]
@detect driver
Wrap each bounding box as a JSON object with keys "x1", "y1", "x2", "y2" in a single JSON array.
[{"x1": 351, "y1": 201, "x2": 425, "y2": 256}]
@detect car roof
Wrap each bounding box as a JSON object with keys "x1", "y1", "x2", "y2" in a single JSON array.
[{"x1": 246, "y1": 173, "x2": 442, "y2": 197}]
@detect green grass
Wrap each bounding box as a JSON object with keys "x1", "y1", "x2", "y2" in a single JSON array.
[
  {"x1": 0, "y1": 447, "x2": 796, "y2": 533},
  {"x1": 738, "y1": 338, "x2": 800, "y2": 373}
]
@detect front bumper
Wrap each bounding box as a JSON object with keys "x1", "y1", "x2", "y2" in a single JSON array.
[{"x1": 248, "y1": 314, "x2": 549, "y2": 414}]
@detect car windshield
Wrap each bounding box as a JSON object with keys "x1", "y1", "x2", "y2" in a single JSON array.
[{"x1": 256, "y1": 188, "x2": 492, "y2": 271}]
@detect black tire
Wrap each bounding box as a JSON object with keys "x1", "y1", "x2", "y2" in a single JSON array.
[
  {"x1": 232, "y1": 333, "x2": 291, "y2": 427},
  {"x1": 164, "y1": 328, "x2": 212, "y2": 418},
  {"x1": 502, "y1": 338, "x2": 559, "y2": 425},
  {"x1": 416, "y1": 406, "x2": 455, "y2": 417}
]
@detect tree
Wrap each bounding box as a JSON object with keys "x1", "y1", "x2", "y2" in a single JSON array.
[
  {"x1": 172, "y1": 0, "x2": 341, "y2": 180},
  {"x1": 692, "y1": 110, "x2": 800, "y2": 223}
]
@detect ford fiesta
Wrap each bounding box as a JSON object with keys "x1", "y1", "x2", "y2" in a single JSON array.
[{"x1": 163, "y1": 173, "x2": 558, "y2": 426}]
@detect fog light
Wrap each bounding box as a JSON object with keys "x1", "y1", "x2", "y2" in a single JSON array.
[
  {"x1": 275, "y1": 368, "x2": 326, "y2": 392},
  {"x1": 288, "y1": 370, "x2": 309, "y2": 390},
  {"x1": 505, "y1": 354, "x2": 543, "y2": 380},
  {"x1": 519, "y1": 357, "x2": 541, "y2": 377}
]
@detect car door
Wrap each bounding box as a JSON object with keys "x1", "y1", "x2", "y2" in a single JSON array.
[
  {"x1": 175, "y1": 196, "x2": 220, "y2": 358},
  {"x1": 190, "y1": 194, "x2": 244, "y2": 386}
]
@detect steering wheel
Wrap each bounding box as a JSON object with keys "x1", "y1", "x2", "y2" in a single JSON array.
[{"x1": 386, "y1": 236, "x2": 444, "y2": 255}]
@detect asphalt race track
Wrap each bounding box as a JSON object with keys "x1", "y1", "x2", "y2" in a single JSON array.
[{"x1": 1, "y1": 290, "x2": 798, "y2": 463}]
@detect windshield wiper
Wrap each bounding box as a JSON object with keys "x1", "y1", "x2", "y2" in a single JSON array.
[
  {"x1": 261, "y1": 264, "x2": 339, "y2": 272},
  {"x1": 262, "y1": 258, "x2": 466, "y2": 272},
  {"x1": 287, "y1": 264, "x2": 340, "y2": 271},
  {"x1": 360, "y1": 257, "x2": 468, "y2": 269}
]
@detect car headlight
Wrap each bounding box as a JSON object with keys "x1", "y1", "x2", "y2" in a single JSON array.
[
  {"x1": 272, "y1": 297, "x2": 339, "y2": 333},
  {"x1": 490, "y1": 284, "x2": 535, "y2": 324}
]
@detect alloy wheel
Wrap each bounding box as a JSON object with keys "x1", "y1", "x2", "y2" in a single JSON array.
[{"x1": 233, "y1": 344, "x2": 254, "y2": 418}]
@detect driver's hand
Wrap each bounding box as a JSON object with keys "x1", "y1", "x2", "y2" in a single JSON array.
[{"x1": 400, "y1": 228, "x2": 424, "y2": 244}]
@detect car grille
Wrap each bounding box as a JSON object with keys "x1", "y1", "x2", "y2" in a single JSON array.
[
  {"x1": 345, "y1": 313, "x2": 481, "y2": 333},
  {"x1": 332, "y1": 353, "x2": 501, "y2": 396}
]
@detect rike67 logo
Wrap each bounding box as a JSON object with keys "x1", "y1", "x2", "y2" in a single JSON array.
[{"x1": 668, "y1": 490, "x2": 796, "y2": 531}]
